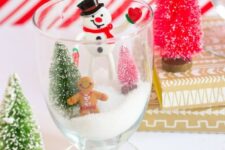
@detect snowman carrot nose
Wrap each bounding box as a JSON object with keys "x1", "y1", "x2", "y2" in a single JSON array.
[{"x1": 95, "y1": 17, "x2": 102, "y2": 23}]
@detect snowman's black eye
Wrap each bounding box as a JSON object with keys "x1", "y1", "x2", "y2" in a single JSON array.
[
  {"x1": 101, "y1": 14, "x2": 103, "y2": 17},
  {"x1": 92, "y1": 15, "x2": 94, "y2": 18}
]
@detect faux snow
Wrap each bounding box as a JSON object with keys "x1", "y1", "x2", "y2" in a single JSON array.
[
  {"x1": 2, "y1": 117, "x2": 14, "y2": 124},
  {"x1": 64, "y1": 82, "x2": 150, "y2": 140}
]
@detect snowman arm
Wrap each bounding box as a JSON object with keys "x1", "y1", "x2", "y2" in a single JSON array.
[{"x1": 112, "y1": 21, "x2": 130, "y2": 34}]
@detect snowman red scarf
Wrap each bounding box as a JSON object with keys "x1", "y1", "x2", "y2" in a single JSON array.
[{"x1": 83, "y1": 24, "x2": 114, "y2": 39}]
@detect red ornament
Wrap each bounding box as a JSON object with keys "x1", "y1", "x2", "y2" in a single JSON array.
[
  {"x1": 154, "y1": 0, "x2": 202, "y2": 60},
  {"x1": 118, "y1": 46, "x2": 138, "y2": 94},
  {"x1": 127, "y1": 7, "x2": 142, "y2": 23},
  {"x1": 72, "y1": 48, "x2": 79, "y2": 66}
]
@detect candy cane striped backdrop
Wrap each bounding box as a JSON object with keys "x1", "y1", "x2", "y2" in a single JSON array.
[{"x1": 0, "y1": 0, "x2": 155, "y2": 28}]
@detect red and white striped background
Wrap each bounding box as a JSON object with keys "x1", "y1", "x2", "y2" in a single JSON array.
[
  {"x1": 0, "y1": 0, "x2": 212, "y2": 28},
  {"x1": 0, "y1": 0, "x2": 155, "y2": 28}
]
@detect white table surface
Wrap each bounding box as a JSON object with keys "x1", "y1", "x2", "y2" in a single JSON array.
[{"x1": 1, "y1": 21, "x2": 225, "y2": 150}]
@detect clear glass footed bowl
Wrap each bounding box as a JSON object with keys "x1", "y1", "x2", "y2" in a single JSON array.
[
  {"x1": 205, "y1": 0, "x2": 225, "y2": 58},
  {"x1": 33, "y1": 0, "x2": 153, "y2": 149},
  {"x1": 212, "y1": 0, "x2": 225, "y2": 19}
]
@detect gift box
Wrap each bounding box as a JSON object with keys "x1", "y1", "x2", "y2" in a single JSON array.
[
  {"x1": 153, "y1": 17, "x2": 225, "y2": 109},
  {"x1": 139, "y1": 88, "x2": 225, "y2": 133},
  {"x1": 139, "y1": 16, "x2": 225, "y2": 132}
]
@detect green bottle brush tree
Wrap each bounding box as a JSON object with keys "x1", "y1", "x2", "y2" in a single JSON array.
[
  {"x1": 0, "y1": 74, "x2": 43, "y2": 150},
  {"x1": 49, "y1": 42, "x2": 81, "y2": 118}
]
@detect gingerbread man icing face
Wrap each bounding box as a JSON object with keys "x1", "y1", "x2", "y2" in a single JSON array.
[{"x1": 78, "y1": 77, "x2": 94, "y2": 93}]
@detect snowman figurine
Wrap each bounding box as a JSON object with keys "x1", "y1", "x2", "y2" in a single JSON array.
[{"x1": 77, "y1": 0, "x2": 142, "y2": 79}]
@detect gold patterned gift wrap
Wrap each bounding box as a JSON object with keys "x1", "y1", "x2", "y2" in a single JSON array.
[
  {"x1": 153, "y1": 17, "x2": 225, "y2": 109},
  {"x1": 139, "y1": 89, "x2": 225, "y2": 133}
]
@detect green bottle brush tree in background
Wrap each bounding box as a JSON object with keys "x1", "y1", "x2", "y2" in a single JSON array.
[
  {"x1": 0, "y1": 74, "x2": 43, "y2": 150},
  {"x1": 49, "y1": 42, "x2": 81, "y2": 118}
]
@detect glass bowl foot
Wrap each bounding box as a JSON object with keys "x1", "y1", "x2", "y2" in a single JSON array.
[
  {"x1": 66, "y1": 145, "x2": 78, "y2": 150},
  {"x1": 118, "y1": 142, "x2": 138, "y2": 150},
  {"x1": 66, "y1": 142, "x2": 138, "y2": 150}
]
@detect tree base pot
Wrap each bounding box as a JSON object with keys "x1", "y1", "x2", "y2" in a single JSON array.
[{"x1": 162, "y1": 58, "x2": 192, "y2": 72}]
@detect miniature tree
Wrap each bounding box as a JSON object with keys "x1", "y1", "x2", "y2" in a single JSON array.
[
  {"x1": 154, "y1": 0, "x2": 202, "y2": 72},
  {"x1": 0, "y1": 74, "x2": 43, "y2": 150},
  {"x1": 118, "y1": 46, "x2": 138, "y2": 94},
  {"x1": 49, "y1": 42, "x2": 81, "y2": 118}
]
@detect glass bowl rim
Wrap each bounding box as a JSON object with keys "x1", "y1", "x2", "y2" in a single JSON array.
[{"x1": 32, "y1": 0, "x2": 154, "y2": 44}]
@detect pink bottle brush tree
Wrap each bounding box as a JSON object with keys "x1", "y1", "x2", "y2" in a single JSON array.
[
  {"x1": 154, "y1": 0, "x2": 202, "y2": 72},
  {"x1": 118, "y1": 46, "x2": 139, "y2": 94}
]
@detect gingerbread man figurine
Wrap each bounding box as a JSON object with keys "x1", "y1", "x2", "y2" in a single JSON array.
[{"x1": 67, "y1": 76, "x2": 108, "y2": 116}]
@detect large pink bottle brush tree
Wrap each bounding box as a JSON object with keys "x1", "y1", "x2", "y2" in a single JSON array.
[{"x1": 154, "y1": 0, "x2": 203, "y2": 72}]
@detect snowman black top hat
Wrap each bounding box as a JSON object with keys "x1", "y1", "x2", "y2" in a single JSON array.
[{"x1": 77, "y1": 0, "x2": 104, "y2": 16}]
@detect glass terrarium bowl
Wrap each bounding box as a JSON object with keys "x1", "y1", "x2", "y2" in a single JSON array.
[
  {"x1": 209, "y1": 0, "x2": 225, "y2": 58},
  {"x1": 212, "y1": 0, "x2": 225, "y2": 19},
  {"x1": 33, "y1": 0, "x2": 153, "y2": 149}
]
